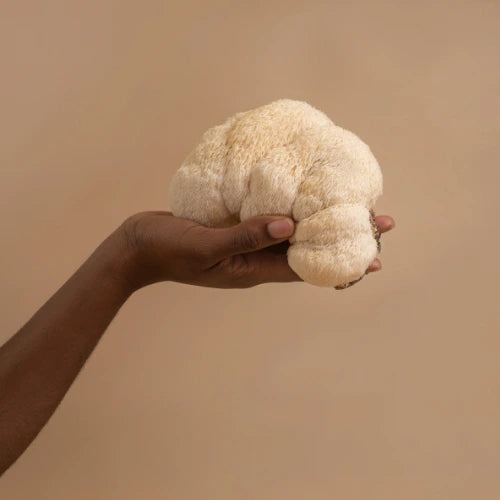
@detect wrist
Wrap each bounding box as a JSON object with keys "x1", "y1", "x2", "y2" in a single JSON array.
[
  {"x1": 111, "y1": 214, "x2": 166, "y2": 292},
  {"x1": 92, "y1": 222, "x2": 142, "y2": 297}
]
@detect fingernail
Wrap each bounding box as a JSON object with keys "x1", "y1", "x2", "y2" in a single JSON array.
[{"x1": 267, "y1": 218, "x2": 294, "y2": 238}]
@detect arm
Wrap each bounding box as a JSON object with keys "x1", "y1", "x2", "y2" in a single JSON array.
[
  {"x1": 0, "y1": 229, "x2": 131, "y2": 475},
  {"x1": 0, "y1": 210, "x2": 394, "y2": 475}
]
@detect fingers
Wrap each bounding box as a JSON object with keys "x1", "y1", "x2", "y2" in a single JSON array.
[
  {"x1": 368, "y1": 215, "x2": 394, "y2": 274},
  {"x1": 191, "y1": 212, "x2": 394, "y2": 287},
  {"x1": 375, "y1": 215, "x2": 395, "y2": 233},
  {"x1": 367, "y1": 258, "x2": 381, "y2": 273},
  {"x1": 209, "y1": 215, "x2": 295, "y2": 262}
]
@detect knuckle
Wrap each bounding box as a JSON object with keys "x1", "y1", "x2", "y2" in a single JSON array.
[
  {"x1": 235, "y1": 227, "x2": 262, "y2": 252},
  {"x1": 228, "y1": 255, "x2": 248, "y2": 276},
  {"x1": 227, "y1": 255, "x2": 261, "y2": 288},
  {"x1": 228, "y1": 265, "x2": 252, "y2": 288}
]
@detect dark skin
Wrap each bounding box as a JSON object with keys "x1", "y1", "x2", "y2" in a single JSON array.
[{"x1": 0, "y1": 211, "x2": 394, "y2": 475}]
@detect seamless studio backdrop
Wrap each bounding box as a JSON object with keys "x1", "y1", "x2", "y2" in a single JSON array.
[{"x1": 1, "y1": 1, "x2": 499, "y2": 499}]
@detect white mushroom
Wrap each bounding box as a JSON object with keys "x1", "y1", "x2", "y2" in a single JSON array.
[{"x1": 168, "y1": 99, "x2": 383, "y2": 288}]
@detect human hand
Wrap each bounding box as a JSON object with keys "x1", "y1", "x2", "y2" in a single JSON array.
[{"x1": 114, "y1": 211, "x2": 395, "y2": 292}]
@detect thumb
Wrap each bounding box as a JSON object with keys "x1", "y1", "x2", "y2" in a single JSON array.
[{"x1": 210, "y1": 215, "x2": 295, "y2": 260}]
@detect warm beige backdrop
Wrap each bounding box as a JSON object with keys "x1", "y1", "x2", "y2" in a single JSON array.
[{"x1": 1, "y1": 1, "x2": 499, "y2": 498}]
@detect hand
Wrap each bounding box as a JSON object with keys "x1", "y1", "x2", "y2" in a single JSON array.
[{"x1": 115, "y1": 211, "x2": 395, "y2": 292}]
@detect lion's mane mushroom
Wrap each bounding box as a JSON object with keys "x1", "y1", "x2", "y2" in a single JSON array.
[{"x1": 168, "y1": 99, "x2": 383, "y2": 289}]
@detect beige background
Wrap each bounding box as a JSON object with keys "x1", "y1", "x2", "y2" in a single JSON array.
[{"x1": 1, "y1": 0, "x2": 499, "y2": 498}]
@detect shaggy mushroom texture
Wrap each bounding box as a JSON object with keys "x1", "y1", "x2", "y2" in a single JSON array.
[{"x1": 168, "y1": 99, "x2": 383, "y2": 288}]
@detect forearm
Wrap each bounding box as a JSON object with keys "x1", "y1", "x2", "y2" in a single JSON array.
[{"x1": 0, "y1": 226, "x2": 134, "y2": 475}]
